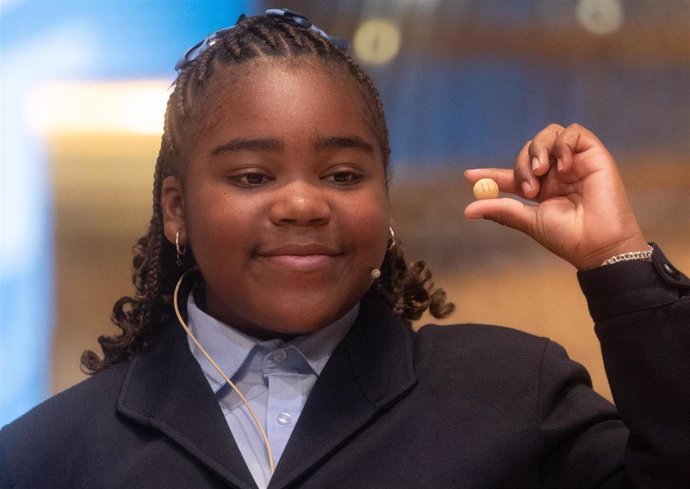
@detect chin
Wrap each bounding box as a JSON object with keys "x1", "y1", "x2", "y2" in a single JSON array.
[
  {"x1": 253, "y1": 292, "x2": 359, "y2": 335},
  {"x1": 205, "y1": 277, "x2": 370, "y2": 338},
  {"x1": 269, "y1": 306, "x2": 346, "y2": 333}
]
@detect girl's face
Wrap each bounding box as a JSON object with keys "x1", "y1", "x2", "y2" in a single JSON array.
[{"x1": 162, "y1": 58, "x2": 390, "y2": 338}]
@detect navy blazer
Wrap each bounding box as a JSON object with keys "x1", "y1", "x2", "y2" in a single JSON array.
[{"x1": 2, "y1": 247, "x2": 689, "y2": 488}]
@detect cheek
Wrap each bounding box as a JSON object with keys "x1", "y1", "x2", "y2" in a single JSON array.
[
  {"x1": 184, "y1": 177, "x2": 390, "y2": 268},
  {"x1": 184, "y1": 189, "x2": 260, "y2": 257},
  {"x1": 339, "y1": 191, "x2": 390, "y2": 258}
]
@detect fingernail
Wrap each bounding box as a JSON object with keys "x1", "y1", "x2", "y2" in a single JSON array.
[
  {"x1": 557, "y1": 158, "x2": 564, "y2": 171},
  {"x1": 521, "y1": 181, "x2": 531, "y2": 196},
  {"x1": 531, "y1": 157, "x2": 539, "y2": 170}
]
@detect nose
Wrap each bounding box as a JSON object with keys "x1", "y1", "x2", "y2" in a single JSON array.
[{"x1": 270, "y1": 180, "x2": 331, "y2": 226}]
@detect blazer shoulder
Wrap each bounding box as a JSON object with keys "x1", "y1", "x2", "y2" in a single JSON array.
[
  {"x1": 415, "y1": 322, "x2": 550, "y2": 356},
  {"x1": 0, "y1": 360, "x2": 135, "y2": 488},
  {"x1": 412, "y1": 323, "x2": 560, "y2": 382},
  {"x1": 1, "y1": 359, "x2": 130, "y2": 443},
  {"x1": 409, "y1": 323, "x2": 591, "y2": 413}
]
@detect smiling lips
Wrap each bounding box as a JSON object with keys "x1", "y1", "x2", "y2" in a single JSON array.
[{"x1": 258, "y1": 243, "x2": 342, "y2": 271}]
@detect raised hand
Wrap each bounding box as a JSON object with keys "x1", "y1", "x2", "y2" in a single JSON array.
[{"x1": 464, "y1": 123, "x2": 648, "y2": 270}]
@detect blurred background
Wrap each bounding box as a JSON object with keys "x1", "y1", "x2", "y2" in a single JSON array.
[{"x1": 1, "y1": 0, "x2": 689, "y2": 426}]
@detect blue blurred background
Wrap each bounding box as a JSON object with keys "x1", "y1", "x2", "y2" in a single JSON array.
[
  {"x1": 0, "y1": 0, "x2": 248, "y2": 426},
  {"x1": 2, "y1": 0, "x2": 689, "y2": 425}
]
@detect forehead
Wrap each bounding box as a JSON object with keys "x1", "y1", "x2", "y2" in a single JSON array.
[{"x1": 189, "y1": 57, "x2": 377, "y2": 149}]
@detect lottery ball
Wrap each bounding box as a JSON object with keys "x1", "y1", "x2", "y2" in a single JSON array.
[{"x1": 473, "y1": 178, "x2": 500, "y2": 200}]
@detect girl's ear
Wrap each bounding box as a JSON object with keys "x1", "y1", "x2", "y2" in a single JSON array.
[{"x1": 161, "y1": 176, "x2": 186, "y2": 245}]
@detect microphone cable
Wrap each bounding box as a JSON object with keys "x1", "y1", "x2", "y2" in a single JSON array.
[{"x1": 173, "y1": 268, "x2": 276, "y2": 475}]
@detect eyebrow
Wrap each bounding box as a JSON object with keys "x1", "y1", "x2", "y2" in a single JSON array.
[
  {"x1": 314, "y1": 135, "x2": 374, "y2": 154},
  {"x1": 211, "y1": 138, "x2": 284, "y2": 155},
  {"x1": 210, "y1": 135, "x2": 375, "y2": 156}
]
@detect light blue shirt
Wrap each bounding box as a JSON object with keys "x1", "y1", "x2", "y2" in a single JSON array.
[{"x1": 186, "y1": 294, "x2": 358, "y2": 489}]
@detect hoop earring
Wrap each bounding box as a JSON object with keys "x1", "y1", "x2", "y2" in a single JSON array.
[
  {"x1": 175, "y1": 231, "x2": 187, "y2": 266},
  {"x1": 388, "y1": 226, "x2": 396, "y2": 250}
]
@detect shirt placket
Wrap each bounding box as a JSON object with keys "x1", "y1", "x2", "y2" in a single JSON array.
[
  {"x1": 218, "y1": 350, "x2": 272, "y2": 489},
  {"x1": 264, "y1": 347, "x2": 306, "y2": 465}
]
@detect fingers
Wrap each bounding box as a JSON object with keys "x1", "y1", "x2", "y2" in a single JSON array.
[
  {"x1": 515, "y1": 140, "x2": 540, "y2": 199},
  {"x1": 504, "y1": 123, "x2": 575, "y2": 200},
  {"x1": 464, "y1": 197, "x2": 535, "y2": 237},
  {"x1": 528, "y1": 123, "x2": 564, "y2": 174},
  {"x1": 465, "y1": 123, "x2": 609, "y2": 209},
  {"x1": 466, "y1": 124, "x2": 599, "y2": 200},
  {"x1": 464, "y1": 122, "x2": 639, "y2": 269},
  {"x1": 511, "y1": 123, "x2": 606, "y2": 197},
  {"x1": 464, "y1": 139, "x2": 549, "y2": 201},
  {"x1": 464, "y1": 168, "x2": 518, "y2": 195}
]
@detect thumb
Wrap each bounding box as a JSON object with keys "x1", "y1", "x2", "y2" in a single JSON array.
[{"x1": 464, "y1": 198, "x2": 536, "y2": 237}]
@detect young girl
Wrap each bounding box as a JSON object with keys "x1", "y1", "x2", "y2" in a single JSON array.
[{"x1": 2, "y1": 9, "x2": 689, "y2": 489}]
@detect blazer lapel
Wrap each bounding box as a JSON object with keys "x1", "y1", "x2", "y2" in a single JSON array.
[
  {"x1": 116, "y1": 324, "x2": 257, "y2": 489},
  {"x1": 269, "y1": 294, "x2": 417, "y2": 488}
]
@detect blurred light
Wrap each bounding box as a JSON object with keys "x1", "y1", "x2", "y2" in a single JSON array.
[
  {"x1": 394, "y1": 0, "x2": 440, "y2": 8},
  {"x1": 27, "y1": 80, "x2": 170, "y2": 135},
  {"x1": 353, "y1": 18, "x2": 402, "y2": 66},
  {"x1": 576, "y1": 0, "x2": 624, "y2": 35}
]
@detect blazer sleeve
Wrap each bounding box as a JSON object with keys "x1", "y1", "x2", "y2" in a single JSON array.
[
  {"x1": 0, "y1": 435, "x2": 10, "y2": 489},
  {"x1": 577, "y1": 243, "x2": 690, "y2": 488}
]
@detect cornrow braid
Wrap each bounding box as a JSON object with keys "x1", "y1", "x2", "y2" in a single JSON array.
[{"x1": 82, "y1": 13, "x2": 453, "y2": 373}]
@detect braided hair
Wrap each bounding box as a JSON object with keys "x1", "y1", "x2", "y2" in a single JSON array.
[{"x1": 81, "y1": 13, "x2": 454, "y2": 373}]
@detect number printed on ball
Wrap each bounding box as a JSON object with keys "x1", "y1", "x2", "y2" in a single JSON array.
[{"x1": 473, "y1": 178, "x2": 500, "y2": 200}]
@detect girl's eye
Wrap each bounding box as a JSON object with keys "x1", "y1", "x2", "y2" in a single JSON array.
[
  {"x1": 228, "y1": 172, "x2": 273, "y2": 188},
  {"x1": 327, "y1": 171, "x2": 363, "y2": 186}
]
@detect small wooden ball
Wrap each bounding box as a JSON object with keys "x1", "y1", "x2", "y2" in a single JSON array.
[{"x1": 473, "y1": 178, "x2": 499, "y2": 200}]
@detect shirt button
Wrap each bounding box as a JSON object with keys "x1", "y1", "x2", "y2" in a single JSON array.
[
  {"x1": 277, "y1": 412, "x2": 292, "y2": 425},
  {"x1": 272, "y1": 350, "x2": 288, "y2": 363}
]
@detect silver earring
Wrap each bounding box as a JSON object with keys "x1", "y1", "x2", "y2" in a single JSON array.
[
  {"x1": 371, "y1": 228, "x2": 395, "y2": 280},
  {"x1": 175, "y1": 231, "x2": 187, "y2": 266}
]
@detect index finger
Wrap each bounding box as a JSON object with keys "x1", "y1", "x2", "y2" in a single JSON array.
[{"x1": 464, "y1": 168, "x2": 518, "y2": 196}]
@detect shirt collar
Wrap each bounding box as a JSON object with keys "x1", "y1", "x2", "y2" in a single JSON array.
[
  {"x1": 186, "y1": 294, "x2": 256, "y2": 393},
  {"x1": 186, "y1": 293, "x2": 358, "y2": 393},
  {"x1": 290, "y1": 303, "x2": 358, "y2": 375}
]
